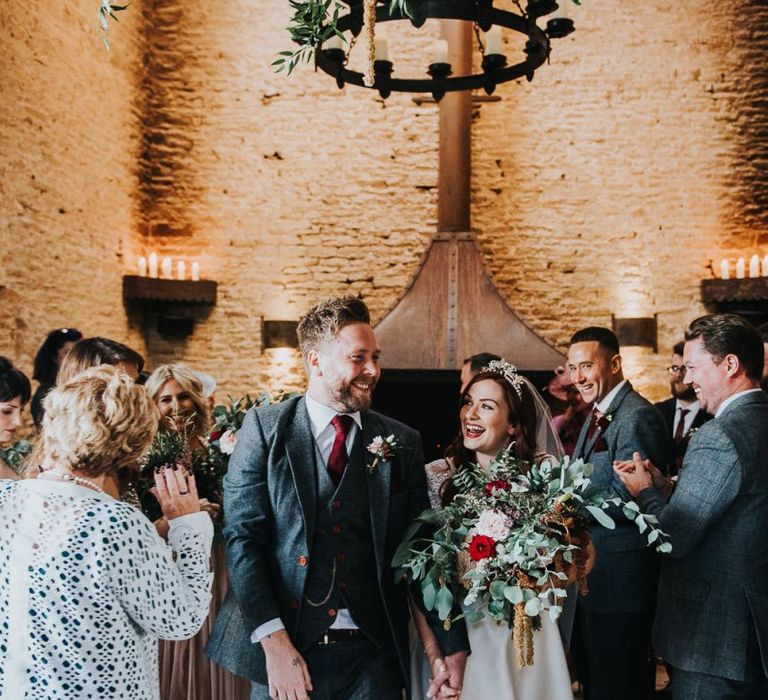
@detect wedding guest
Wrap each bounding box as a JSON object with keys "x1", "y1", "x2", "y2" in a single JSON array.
[
  {"x1": 460, "y1": 352, "x2": 501, "y2": 392},
  {"x1": 0, "y1": 365, "x2": 213, "y2": 699},
  {"x1": 0, "y1": 357, "x2": 31, "y2": 480},
  {"x1": 615, "y1": 313, "x2": 768, "y2": 699},
  {"x1": 144, "y1": 363, "x2": 249, "y2": 700},
  {"x1": 550, "y1": 373, "x2": 591, "y2": 456},
  {"x1": 207, "y1": 296, "x2": 469, "y2": 700},
  {"x1": 57, "y1": 336, "x2": 145, "y2": 384},
  {"x1": 654, "y1": 341, "x2": 711, "y2": 477},
  {"x1": 567, "y1": 326, "x2": 671, "y2": 700},
  {"x1": 412, "y1": 362, "x2": 577, "y2": 700},
  {"x1": 30, "y1": 327, "x2": 82, "y2": 427}
]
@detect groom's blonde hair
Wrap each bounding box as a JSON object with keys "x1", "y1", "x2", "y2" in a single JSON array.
[{"x1": 297, "y1": 296, "x2": 370, "y2": 358}]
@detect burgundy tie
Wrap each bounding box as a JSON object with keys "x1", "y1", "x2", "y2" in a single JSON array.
[
  {"x1": 327, "y1": 415, "x2": 354, "y2": 486},
  {"x1": 674, "y1": 408, "x2": 690, "y2": 445},
  {"x1": 586, "y1": 408, "x2": 604, "y2": 442}
]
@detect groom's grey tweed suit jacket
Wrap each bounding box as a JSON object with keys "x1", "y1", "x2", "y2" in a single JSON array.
[
  {"x1": 573, "y1": 381, "x2": 672, "y2": 613},
  {"x1": 205, "y1": 395, "x2": 468, "y2": 687},
  {"x1": 638, "y1": 390, "x2": 768, "y2": 682}
]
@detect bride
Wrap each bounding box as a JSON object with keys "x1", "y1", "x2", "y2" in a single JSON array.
[{"x1": 411, "y1": 360, "x2": 580, "y2": 700}]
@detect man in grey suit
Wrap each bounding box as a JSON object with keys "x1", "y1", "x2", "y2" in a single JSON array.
[
  {"x1": 206, "y1": 296, "x2": 469, "y2": 699},
  {"x1": 567, "y1": 326, "x2": 671, "y2": 700},
  {"x1": 616, "y1": 314, "x2": 768, "y2": 699}
]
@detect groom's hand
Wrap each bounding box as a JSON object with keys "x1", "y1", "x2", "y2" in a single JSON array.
[
  {"x1": 439, "y1": 650, "x2": 468, "y2": 698},
  {"x1": 261, "y1": 629, "x2": 313, "y2": 700}
]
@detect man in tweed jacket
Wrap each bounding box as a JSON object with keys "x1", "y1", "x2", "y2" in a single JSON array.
[
  {"x1": 206, "y1": 296, "x2": 469, "y2": 700},
  {"x1": 617, "y1": 314, "x2": 768, "y2": 699},
  {"x1": 568, "y1": 326, "x2": 671, "y2": 700}
]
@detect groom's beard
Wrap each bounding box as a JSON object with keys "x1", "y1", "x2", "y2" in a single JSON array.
[{"x1": 329, "y1": 379, "x2": 376, "y2": 413}]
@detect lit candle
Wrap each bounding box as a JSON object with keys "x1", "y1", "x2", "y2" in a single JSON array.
[
  {"x1": 137, "y1": 256, "x2": 147, "y2": 277},
  {"x1": 485, "y1": 26, "x2": 503, "y2": 55},
  {"x1": 749, "y1": 254, "x2": 760, "y2": 278},
  {"x1": 191, "y1": 262, "x2": 200, "y2": 281},
  {"x1": 736, "y1": 257, "x2": 745, "y2": 279},
  {"x1": 719, "y1": 259, "x2": 729, "y2": 280},
  {"x1": 433, "y1": 39, "x2": 449, "y2": 65},
  {"x1": 148, "y1": 252, "x2": 158, "y2": 279},
  {"x1": 763, "y1": 254, "x2": 768, "y2": 277},
  {"x1": 177, "y1": 260, "x2": 186, "y2": 280},
  {"x1": 375, "y1": 36, "x2": 388, "y2": 62},
  {"x1": 161, "y1": 256, "x2": 172, "y2": 279}
]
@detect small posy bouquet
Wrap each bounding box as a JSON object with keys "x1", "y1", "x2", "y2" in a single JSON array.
[{"x1": 393, "y1": 448, "x2": 670, "y2": 667}]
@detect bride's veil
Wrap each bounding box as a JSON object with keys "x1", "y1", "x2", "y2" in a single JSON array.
[{"x1": 522, "y1": 376, "x2": 565, "y2": 460}]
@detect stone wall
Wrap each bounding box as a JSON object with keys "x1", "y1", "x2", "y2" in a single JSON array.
[{"x1": 2, "y1": 0, "x2": 767, "y2": 407}]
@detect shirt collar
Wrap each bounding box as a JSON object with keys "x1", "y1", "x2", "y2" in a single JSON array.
[
  {"x1": 595, "y1": 379, "x2": 627, "y2": 414},
  {"x1": 715, "y1": 388, "x2": 763, "y2": 418},
  {"x1": 304, "y1": 392, "x2": 362, "y2": 439}
]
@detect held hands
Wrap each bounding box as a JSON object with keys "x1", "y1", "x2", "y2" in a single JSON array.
[
  {"x1": 261, "y1": 629, "x2": 313, "y2": 700},
  {"x1": 427, "y1": 651, "x2": 468, "y2": 698},
  {"x1": 613, "y1": 451, "x2": 673, "y2": 498}
]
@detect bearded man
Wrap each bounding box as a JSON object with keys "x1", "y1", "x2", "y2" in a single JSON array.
[{"x1": 207, "y1": 296, "x2": 469, "y2": 700}]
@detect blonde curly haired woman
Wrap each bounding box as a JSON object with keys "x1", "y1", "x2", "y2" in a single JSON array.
[{"x1": 0, "y1": 365, "x2": 213, "y2": 699}]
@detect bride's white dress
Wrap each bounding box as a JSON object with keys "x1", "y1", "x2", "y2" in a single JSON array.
[{"x1": 410, "y1": 459, "x2": 574, "y2": 700}]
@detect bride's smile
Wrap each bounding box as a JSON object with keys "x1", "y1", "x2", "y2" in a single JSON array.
[{"x1": 460, "y1": 379, "x2": 516, "y2": 463}]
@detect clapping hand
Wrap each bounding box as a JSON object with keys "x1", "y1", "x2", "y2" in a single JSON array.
[
  {"x1": 151, "y1": 465, "x2": 201, "y2": 520},
  {"x1": 613, "y1": 451, "x2": 673, "y2": 498}
]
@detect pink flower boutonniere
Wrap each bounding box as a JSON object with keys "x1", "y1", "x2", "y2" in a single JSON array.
[{"x1": 367, "y1": 434, "x2": 399, "y2": 474}]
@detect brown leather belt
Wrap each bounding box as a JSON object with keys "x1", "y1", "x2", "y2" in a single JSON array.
[{"x1": 316, "y1": 629, "x2": 361, "y2": 645}]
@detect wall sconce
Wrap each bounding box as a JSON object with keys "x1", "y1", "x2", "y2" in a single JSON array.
[
  {"x1": 262, "y1": 320, "x2": 299, "y2": 350},
  {"x1": 611, "y1": 314, "x2": 658, "y2": 353}
]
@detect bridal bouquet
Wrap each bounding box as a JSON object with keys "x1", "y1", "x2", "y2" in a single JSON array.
[
  {"x1": 393, "y1": 449, "x2": 670, "y2": 666},
  {"x1": 0, "y1": 438, "x2": 33, "y2": 476}
]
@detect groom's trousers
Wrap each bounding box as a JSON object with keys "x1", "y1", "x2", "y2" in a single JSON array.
[{"x1": 249, "y1": 636, "x2": 403, "y2": 700}]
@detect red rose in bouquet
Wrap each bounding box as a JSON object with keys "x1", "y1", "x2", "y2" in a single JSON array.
[
  {"x1": 468, "y1": 534, "x2": 496, "y2": 561},
  {"x1": 485, "y1": 479, "x2": 510, "y2": 496}
]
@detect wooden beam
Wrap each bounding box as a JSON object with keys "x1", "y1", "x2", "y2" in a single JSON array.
[{"x1": 437, "y1": 20, "x2": 472, "y2": 233}]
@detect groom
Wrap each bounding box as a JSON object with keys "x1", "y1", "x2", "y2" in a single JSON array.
[{"x1": 206, "y1": 296, "x2": 469, "y2": 699}]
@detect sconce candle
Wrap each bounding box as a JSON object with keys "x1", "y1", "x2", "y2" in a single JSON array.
[
  {"x1": 763, "y1": 254, "x2": 768, "y2": 277},
  {"x1": 148, "y1": 252, "x2": 158, "y2": 279},
  {"x1": 736, "y1": 257, "x2": 746, "y2": 279},
  {"x1": 719, "y1": 259, "x2": 729, "y2": 280},
  {"x1": 137, "y1": 256, "x2": 147, "y2": 277},
  {"x1": 749, "y1": 254, "x2": 760, "y2": 278},
  {"x1": 161, "y1": 257, "x2": 172, "y2": 279},
  {"x1": 177, "y1": 260, "x2": 186, "y2": 280},
  {"x1": 191, "y1": 262, "x2": 200, "y2": 282}
]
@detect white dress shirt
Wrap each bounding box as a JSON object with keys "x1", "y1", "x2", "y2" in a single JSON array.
[
  {"x1": 595, "y1": 379, "x2": 628, "y2": 414},
  {"x1": 251, "y1": 394, "x2": 362, "y2": 644},
  {"x1": 673, "y1": 399, "x2": 701, "y2": 437}
]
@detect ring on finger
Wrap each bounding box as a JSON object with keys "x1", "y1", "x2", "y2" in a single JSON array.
[{"x1": 179, "y1": 489, "x2": 189, "y2": 495}]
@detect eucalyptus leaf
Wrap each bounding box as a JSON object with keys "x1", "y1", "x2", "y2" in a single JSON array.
[{"x1": 586, "y1": 505, "x2": 616, "y2": 529}]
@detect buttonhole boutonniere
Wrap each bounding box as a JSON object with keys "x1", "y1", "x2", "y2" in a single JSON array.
[
  {"x1": 367, "y1": 434, "x2": 399, "y2": 474},
  {"x1": 595, "y1": 411, "x2": 614, "y2": 432},
  {"x1": 684, "y1": 426, "x2": 699, "y2": 441}
]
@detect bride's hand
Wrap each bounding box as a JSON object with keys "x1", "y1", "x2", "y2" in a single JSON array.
[{"x1": 427, "y1": 658, "x2": 461, "y2": 698}]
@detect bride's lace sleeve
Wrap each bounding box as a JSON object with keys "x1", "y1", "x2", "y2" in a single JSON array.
[
  {"x1": 106, "y1": 506, "x2": 214, "y2": 640},
  {"x1": 424, "y1": 459, "x2": 455, "y2": 509}
]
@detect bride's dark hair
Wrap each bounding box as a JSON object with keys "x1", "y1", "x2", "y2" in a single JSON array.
[{"x1": 441, "y1": 370, "x2": 539, "y2": 507}]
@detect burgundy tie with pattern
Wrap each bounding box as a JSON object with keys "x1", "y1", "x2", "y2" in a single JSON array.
[{"x1": 327, "y1": 414, "x2": 354, "y2": 486}]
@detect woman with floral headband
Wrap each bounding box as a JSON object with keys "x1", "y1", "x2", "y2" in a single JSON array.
[{"x1": 411, "y1": 360, "x2": 581, "y2": 700}]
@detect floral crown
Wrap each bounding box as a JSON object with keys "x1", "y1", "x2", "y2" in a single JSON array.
[{"x1": 481, "y1": 359, "x2": 525, "y2": 400}]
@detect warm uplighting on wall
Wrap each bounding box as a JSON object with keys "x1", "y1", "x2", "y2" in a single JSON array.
[
  {"x1": 136, "y1": 253, "x2": 201, "y2": 281},
  {"x1": 718, "y1": 254, "x2": 768, "y2": 280}
]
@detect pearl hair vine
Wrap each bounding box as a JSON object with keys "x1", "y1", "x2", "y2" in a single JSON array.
[{"x1": 481, "y1": 359, "x2": 525, "y2": 400}]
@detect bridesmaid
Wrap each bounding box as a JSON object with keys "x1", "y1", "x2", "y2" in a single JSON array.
[
  {"x1": 145, "y1": 364, "x2": 251, "y2": 700},
  {"x1": 0, "y1": 357, "x2": 31, "y2": 480}
]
